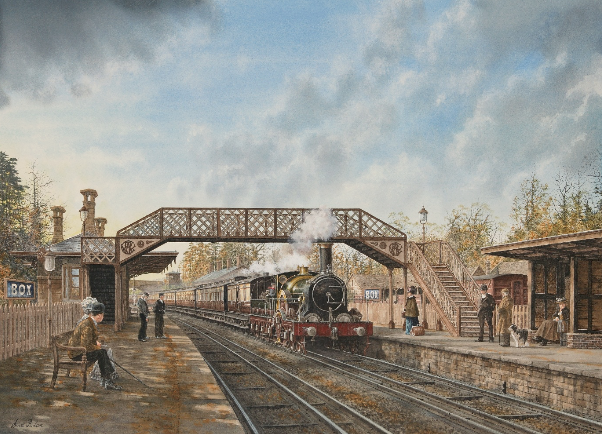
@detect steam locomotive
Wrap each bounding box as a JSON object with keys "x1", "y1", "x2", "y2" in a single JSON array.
[{"x1": 164, "y1": 243, "x2": 372, "y2": 354}]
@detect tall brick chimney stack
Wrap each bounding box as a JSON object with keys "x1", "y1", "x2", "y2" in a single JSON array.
[
  {"x1": 94, "y1": 218, "x2": 107, "y2": 237},
  {"x1": 80, "y1": 189, "x2": 98, "y2": 236},
  {"x1": 51, "y1": 206, "x2": 66, "y2": 244}
]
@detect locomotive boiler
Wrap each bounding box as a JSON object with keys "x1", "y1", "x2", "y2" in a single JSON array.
[{"x1": 251, "y1": 243, "x2": 371, "y2": 353}]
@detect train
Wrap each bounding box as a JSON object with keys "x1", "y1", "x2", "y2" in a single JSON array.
[{"x1": 164, "y1": 243, "x2": 373, "y2": 354}]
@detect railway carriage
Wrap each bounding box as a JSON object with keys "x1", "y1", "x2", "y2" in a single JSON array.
[{"x1": 165, "y1": 243, "x2": 372, "y2": 353}]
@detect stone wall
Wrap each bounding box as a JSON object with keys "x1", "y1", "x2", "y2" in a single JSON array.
[{"x1": 367, "y1": 337, "x2": 602, "y2": 419}]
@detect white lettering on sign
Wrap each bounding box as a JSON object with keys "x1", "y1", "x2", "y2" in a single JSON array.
[
  {"x1": 6, "y1": 280, "x2": 35, "y2": 298},
  {"x1": 365, "y1": 289, "x2": 380, "y2": 300}
]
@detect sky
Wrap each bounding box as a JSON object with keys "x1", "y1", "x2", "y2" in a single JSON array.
[{"x1": 2, "y1": 0, "x2": 602, "y2": 270}]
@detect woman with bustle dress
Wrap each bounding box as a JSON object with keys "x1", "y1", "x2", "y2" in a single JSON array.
[
  {"x1": 497, "y1": 288, "x2": 513, "y2": 347},
  {"x1": 403, "y1": 287, "x2": 420, "y2": 335},
  {"x1": 534, "y1": 298, "x2": 569, "y2": 346}
]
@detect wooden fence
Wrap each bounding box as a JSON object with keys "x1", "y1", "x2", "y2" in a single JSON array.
[{"x1": 0, "y1": 302, "x2": 82, "y2": 362}]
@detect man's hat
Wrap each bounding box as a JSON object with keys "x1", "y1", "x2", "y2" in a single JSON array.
[
  {"x1": 159, "y1": 293, "x2": 164, "y2": 297},
  {"x1": 91, "y1": 302, "x2": 105, "y2": 315},
  {"x1": 480, "y1": 284, "x2": 488, "y2": 291}
]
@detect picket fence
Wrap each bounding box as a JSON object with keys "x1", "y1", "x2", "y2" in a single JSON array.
[{"x1": 0, "y1": 302, "x2": 82, "y2": 362}]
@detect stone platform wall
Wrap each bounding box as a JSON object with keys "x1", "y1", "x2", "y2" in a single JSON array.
[{"x1": 367, "y1": 337, "x2": 602, "y2": 419}]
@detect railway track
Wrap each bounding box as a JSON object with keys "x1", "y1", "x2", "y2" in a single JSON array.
[
  {"x1": 305, "y1": 348, "x2": 602, "y2": 434},
  {"x1": 171, "y1": 312, "x2": 602, "y2": 433},
  {"x1": 171, "y1": 315, "x2": 390, "y2": 434}
]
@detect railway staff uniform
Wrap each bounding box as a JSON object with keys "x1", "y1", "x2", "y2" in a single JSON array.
[
  {"x1": 476, "y1": 285, "x2": 496, "y2": 343},
  {"x1": 404, "y1": 287, "x2": 419, "y2": 335},
  {"x1": 154, "y1": 293, "x2": 166, "y2": 338},
  {"x1": 137, "y1": 292, "x2": 150, "y2": 342},
  {"x1": 68, "y1": 302, "x2": 121, "y2": 390}
]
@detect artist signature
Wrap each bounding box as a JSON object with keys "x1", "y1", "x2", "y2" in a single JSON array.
[{"x1": 10, "y1": 419, "x2": 44, "y2": 429}]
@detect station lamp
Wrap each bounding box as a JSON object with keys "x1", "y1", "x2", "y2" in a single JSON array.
[
  {"x1": 79, "y1": 205, "x2": 88, "y2": 234},
  {"x1": 419, "y1": 206, "x2": 428, "y2": 244}
]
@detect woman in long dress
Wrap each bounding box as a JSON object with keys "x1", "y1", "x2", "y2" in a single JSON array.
[{"x1": 534, "y1": 298, "x2": 569, "y2": 346}]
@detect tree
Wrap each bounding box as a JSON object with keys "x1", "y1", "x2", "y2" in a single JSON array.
[
  {"x1": 180, "y1": 242, "x2": 264, "y2": 283},
  {"x1": 445, "y1": 202, "x2": 503, "y2": 269},
  {"x1": 0, "y1": 152, "x2": 27, "y2": 280},
  {"x1": 508, "y1": 174, "x2": 554, "y2": 241}
]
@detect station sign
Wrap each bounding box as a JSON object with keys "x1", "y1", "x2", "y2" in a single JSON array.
[
  {"x1": 364, "y1": 289, "x2": 380, "y2": 300},
  {"x1": 4, "y1": 278, "x2": 36, "y2": 299}
]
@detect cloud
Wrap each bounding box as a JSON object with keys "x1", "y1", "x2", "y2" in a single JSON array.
[{"x1": 0, "y1": 0, "x2": 218, "y2": 106}]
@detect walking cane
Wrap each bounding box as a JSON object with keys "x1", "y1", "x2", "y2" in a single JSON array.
[{"x1": 109, "y1": 358, "x2": 150, "y2": 388}]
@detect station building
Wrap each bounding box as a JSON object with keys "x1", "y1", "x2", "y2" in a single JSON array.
[
  {"x1": 11, "y1": 189, "x2": 178, "y2": 329},
  {"x1": 482, "y1": 229, "x2": 602, "y2": 348}
]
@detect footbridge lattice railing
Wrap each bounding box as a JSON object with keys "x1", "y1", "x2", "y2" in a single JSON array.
[{"x1": 82, "y1": 208, "x2": 407, "y2": 268}]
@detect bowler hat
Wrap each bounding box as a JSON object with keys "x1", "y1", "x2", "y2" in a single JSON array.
[{"x1": 91, "y1": 302, "x2": 105, "y2": 315}]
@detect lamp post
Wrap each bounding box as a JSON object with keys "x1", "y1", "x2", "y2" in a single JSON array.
[
  {"x1": 419, "y1": 206, "x2": 428, "y2": 245},
  {"x1": 44, "y1": 252, "x2": 56, "y2": 345},
  {"x1": 79, "y1": 205, "x2": 88, "y2": 235}
]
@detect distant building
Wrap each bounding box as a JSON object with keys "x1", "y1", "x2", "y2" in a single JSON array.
[{"x1": 473, "y1": 260, "x2": 529, "y2": 305}]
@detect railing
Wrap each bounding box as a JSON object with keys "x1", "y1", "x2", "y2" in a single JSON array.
[
  {"x1": 420, "y1": 240, "x2": 480, "y2": 310},
  {"x1": 408, "y1": 242, "x2": 459, "y2": 334},
  {"x1": 0, "y1": 302, "x2": 81, "y2": 361},
  {"x1": 494, "y1": 304, "x2": 530, "y2": 331},
  {"x1": 116, "y1": 208, "x2": 406, "y2": 240}
]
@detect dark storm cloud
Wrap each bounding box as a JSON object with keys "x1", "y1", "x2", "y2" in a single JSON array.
[{"x1": 0, "y1": 0, "x2": 217, "y2": 105}]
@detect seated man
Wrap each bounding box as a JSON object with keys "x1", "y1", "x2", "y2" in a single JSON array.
[
  {"x1": 534, "y1": 297, "x2": 569, "y2": 346},
  {"x1": 68, "y1": 302, "x2": 122, "y2": 390}
]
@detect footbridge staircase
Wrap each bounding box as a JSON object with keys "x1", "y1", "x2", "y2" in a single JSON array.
[{"x1": 407, "y1": 241, "x2": 481, "y2": 337}]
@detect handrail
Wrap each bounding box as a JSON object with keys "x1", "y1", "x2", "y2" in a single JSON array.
[
  {"x1": 419, "y1": 240, "x2": 480, "y2": 311},
  {"x1": 407, "y1": 242, "x2": 459, "y2": 335}
]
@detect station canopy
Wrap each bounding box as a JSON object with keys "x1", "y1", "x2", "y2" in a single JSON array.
[{"x1": 481, "y1": 229, "x2": 602, "y2": 261}]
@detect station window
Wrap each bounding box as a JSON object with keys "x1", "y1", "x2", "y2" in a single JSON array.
[{"x1": 63, "y1": 266, "x2": 80, "y2": 300}]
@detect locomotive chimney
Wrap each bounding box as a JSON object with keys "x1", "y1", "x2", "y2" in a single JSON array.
[{"x1": 318, "y1": 243, "x2": 333, "y2": 274}]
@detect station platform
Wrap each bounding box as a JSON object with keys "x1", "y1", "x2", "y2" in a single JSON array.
[
  {"x1": 0, "y1": 317, "x2": 244, "y2": 433},
  {"x1": 370, "y1": 326, "x2": 602, "y2": 419}
]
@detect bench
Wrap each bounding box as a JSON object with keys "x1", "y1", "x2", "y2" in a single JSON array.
[{"x1": 50, "y1": 334, "x2": 95, "y2": 392}]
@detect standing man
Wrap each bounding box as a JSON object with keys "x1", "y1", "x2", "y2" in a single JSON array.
[
  {"x1": 137, "y1": 292, "x2": 150, "y2": 342},
  {"x1": 497, "y1": 288, "x2": 514, "y2": 347},
  {"x1": 154, "y1": 293, "x2": 166, "y2": 339},
  {"x1": 476, "y1": 284, "x2": 496, "y2": 343}
]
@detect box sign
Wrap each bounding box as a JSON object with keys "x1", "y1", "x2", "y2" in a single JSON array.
[
  {"x1": 364, "y1": 289, "x2": 380, "y2": 300},
  {"x1": 4, "y1": 279, "x2": 36, "y2": 299}
]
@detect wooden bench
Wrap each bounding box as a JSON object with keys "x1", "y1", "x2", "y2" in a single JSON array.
[{"x1": 50, "y1": 334, "x2": 95, "y2": 392}]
